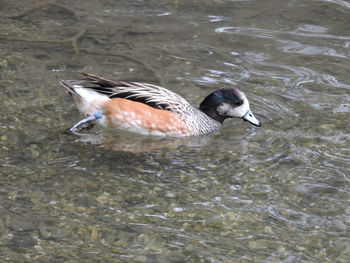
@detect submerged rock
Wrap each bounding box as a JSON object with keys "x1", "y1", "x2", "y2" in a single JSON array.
[{"x1": 9, "y1": 232, "x2": 37, "y2": 251}]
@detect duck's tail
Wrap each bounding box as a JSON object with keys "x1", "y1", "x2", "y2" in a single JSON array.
[
  {"x1": 59, "y1": 80, "x2": 81, "y2": 97},
  {"x1": 60, "y1": 79, "x2": 109, "y2": 116}
]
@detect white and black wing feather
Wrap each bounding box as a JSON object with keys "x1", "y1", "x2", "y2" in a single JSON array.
[{"x1": 78, "y1": 73, "x2": 191, "y2": 114}]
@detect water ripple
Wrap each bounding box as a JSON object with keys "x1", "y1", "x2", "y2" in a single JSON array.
[
  {"x1": 240, "y1": 52, "x2": 320, "y2": 86},
  {"x1": 278, "y1": 39, "x2": 347, "y2": 58},
  {"x1": 295, "y1": 183, "x2": 350, "y2": 201},
  {"x1": 215, "y1": 26, "x2": 350, "y2": 41},
  {"x1": 317, "y1": 0, "x2": 350, "y2": 9},
  {"x1": 230, "y1": 51, "x2": 350, "y2": 90},
  {"x1": 268, "y1": 205, "x2": 314, "y2": 228},
  {"x1": 215, "y1": 26, "x2": 350, "y2": 64}
]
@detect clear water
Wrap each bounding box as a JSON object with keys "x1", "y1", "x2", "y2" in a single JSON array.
[{"x1": 1, "y1": 0, "x2": 349, "y2": 262}]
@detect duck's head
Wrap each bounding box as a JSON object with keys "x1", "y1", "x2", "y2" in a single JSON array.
[{"x1": 199, "y1": 88, "x2": 261, "y2": 127}]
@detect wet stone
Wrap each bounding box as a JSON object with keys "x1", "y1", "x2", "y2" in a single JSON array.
[
  {"x1": 134, "y1": 255, "x2": 149, "y2": 263},
  {"x1": 9, "y1": 215, "x2": 39, "y2": 231},
  {"x1": 156, "y1": 251, "x2": 186, "y2": 263},
  {"x1": 333, "y1": 220, "x2": 347, "y2": 231},
  {"x1": 9, "y1": 232, "x2": 37, "y2": 251}
]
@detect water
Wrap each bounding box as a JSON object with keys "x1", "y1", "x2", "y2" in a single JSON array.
[{"x1": 1, "y1": 0, "x2": 350, "y2": 262}]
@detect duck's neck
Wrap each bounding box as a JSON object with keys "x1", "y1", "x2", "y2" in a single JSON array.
[
  {"x1": 199, "y1": 106, "x2": 226, "y2": 124},
  {"x1": 180, "y1": 106, "x2": 221, "y2": 136}
]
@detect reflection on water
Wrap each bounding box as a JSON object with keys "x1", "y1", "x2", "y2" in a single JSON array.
[
  {"x1": 70, "y1": 129, "x2": 215, "y2": 153},
  {"x1": 1, "y1": 0, "x2": 350, "y2": 262}
]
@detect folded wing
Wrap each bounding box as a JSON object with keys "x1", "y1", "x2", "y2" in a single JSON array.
[{"x1": 77, "y1": 73, "x2": 192, "y2": 114}]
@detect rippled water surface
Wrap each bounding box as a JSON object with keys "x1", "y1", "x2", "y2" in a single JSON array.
[{"x1": 1, "y1": 0, "x2": 350, "y2": 262}]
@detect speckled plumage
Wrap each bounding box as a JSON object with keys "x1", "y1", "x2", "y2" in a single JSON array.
[{"x1": 60, "y1": 73, "x2": 260, "y2": 137}]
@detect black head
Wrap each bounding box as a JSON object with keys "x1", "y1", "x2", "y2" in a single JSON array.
[{"x1": 199, "y1": 88, "x2": 261, "y2": 126}]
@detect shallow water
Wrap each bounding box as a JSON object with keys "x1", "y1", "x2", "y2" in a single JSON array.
[{"x1": 1, "y1": 0, "x2": 350, "y2": 262}]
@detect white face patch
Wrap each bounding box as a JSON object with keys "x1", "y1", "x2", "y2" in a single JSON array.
[
  {"x1": 217, "y1": 103, "x2": 233, "y2": 116},
  {"x1": 217, "y1": 95, "x2": 250, "y2": 118}
]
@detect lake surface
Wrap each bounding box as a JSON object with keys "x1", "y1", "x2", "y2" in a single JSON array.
[{"x1": 1, "y1": 0, "x2": 350, "y2": 262}]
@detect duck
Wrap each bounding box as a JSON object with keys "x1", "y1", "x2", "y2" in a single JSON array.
[{"x1": 60, "y1": 73, "x2": 261, "y2": 137}]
